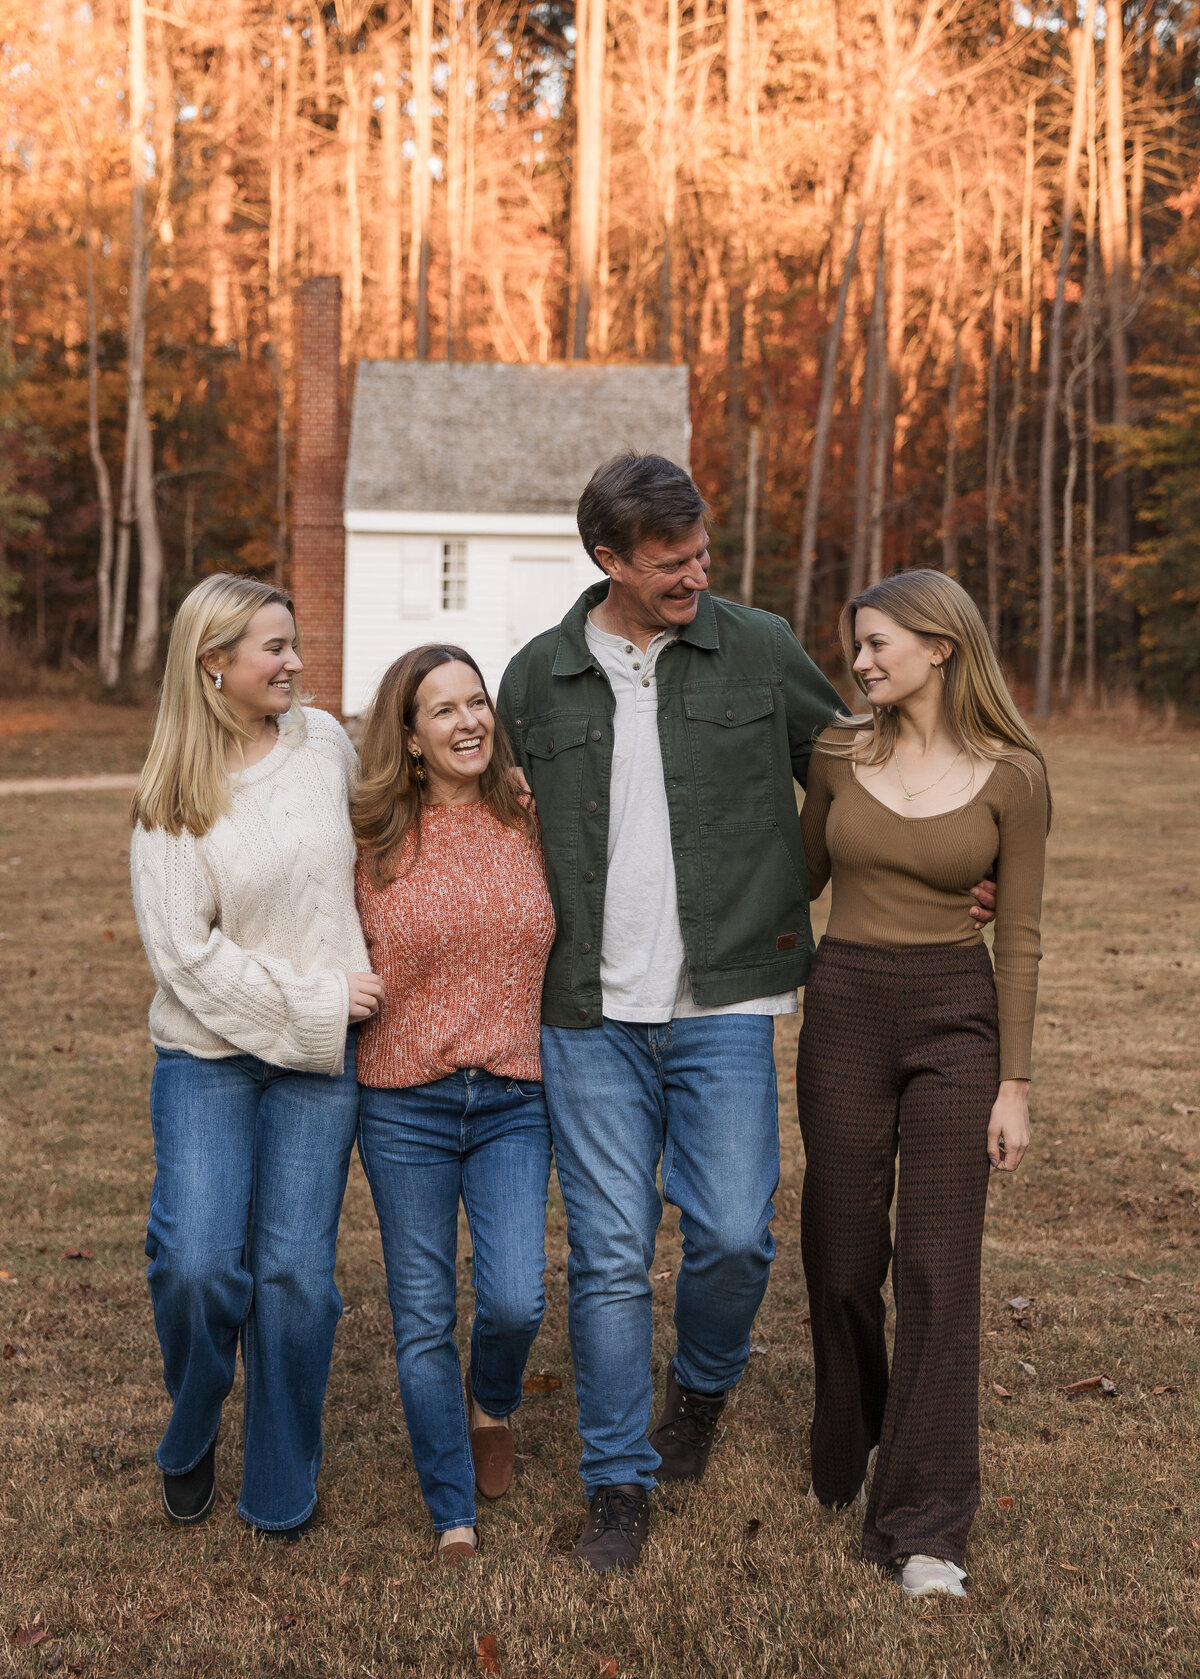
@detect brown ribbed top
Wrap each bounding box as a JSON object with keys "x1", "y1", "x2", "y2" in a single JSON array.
[{"x1": 801, "y1": 727, "x2": 1048, "y2": 1081}]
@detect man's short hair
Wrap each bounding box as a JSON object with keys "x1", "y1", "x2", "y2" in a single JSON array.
[{"x1": 576, "y1": 451, "x2": 709, "y2": 569}]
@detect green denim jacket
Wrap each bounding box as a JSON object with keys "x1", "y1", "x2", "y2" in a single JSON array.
[{"x1": 496, "y1": 581, "x2": 845, "y2": 1028}]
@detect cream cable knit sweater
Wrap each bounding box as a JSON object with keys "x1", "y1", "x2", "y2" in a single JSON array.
[{"x1": 130, "y1": 707, "x2": 371, "y2": 1076}]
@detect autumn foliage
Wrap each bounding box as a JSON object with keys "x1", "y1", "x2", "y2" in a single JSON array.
[{"x1": 1, "y1": 1, "x2": 1198, "y2": 708}]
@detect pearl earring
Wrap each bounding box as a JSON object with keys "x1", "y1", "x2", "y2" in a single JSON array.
[{"x1": 214, "y1": 671, "x2": 223, "y2": 690}]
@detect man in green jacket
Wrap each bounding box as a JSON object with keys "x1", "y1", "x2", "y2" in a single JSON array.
[{"x1": 496, "y1": 452, "x2": 982, "y2": 1573}]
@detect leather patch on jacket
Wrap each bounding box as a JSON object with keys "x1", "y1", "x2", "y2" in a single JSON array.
[{"x1": 776, "y1": 933, "x2": 798, "y2": 951}]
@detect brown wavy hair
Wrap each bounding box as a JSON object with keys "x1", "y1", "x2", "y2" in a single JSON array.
[
  {"x1": 830, "y1": 569, "x2": 1051, "y2": 825},
  {"x1": 352, "y1": 643, "x2": 535, "y2": 888}
]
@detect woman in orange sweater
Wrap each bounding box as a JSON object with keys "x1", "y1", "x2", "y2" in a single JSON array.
[
  {"x1": 351, "y1": 645, "x2": 555, "y2": 1564},
  {"x1": 798, "y1": 569, "x2": 1049, "y2": 1599}
]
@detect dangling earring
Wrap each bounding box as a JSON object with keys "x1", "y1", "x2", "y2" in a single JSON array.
[
  {"x1": 410, "y1": 751, "x2": 426, "y2": 783},
  {"x1": 214, "y1": 671, "x2": 223, "y2": 691},
  {"x1": 934, "y1": 661, "x2": 945, "y2": 683}
]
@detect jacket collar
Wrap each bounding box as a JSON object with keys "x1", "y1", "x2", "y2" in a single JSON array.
[{"x1": 552, "y1": 580, "x2": 720, "y2": 677}]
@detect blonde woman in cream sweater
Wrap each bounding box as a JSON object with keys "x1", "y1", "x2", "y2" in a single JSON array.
[{"x1": 130, "y1": 574, "x2": 382, "y2": 1537}]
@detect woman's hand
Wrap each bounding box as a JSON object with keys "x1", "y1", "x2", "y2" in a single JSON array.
[
  {"x1": 347, "y1": 972, "x2": 385, "y2": 1022},
  {"x1": 988, "y1": 1080, "x2": 1030, "y2": 1172}
]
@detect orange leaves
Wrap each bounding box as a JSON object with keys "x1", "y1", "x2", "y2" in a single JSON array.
[
  {"x1": 1057, "y1": 1374, "x2": 1118, "y2": 1398},
  {"x1": 61, "y1": 1247, "x2": 93, "y2": 1261},
  {"x1": 996, "y1": 1495, "x2": 1015, "y2": 1510},
  {"x1": 476, "y1": 1633, "x2": 501, "y2": 1674},
  {"x1": 992, "y1": 1382, "x2": 1013, "y2": 1401},
  {"x1": 522, "y1": 1372, "x2": 563, "y2": 1395}
]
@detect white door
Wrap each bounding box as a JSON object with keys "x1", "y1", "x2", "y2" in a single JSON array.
[{"x1": 508, "y1": 556, "x2": 576, "y2": 655}]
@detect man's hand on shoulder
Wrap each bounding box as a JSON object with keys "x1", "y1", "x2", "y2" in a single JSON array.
[{"x1": 970, "y1": 879, "x2": 996, "y2": 928}]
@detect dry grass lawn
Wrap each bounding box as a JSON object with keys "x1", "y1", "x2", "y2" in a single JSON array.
[{"x1": 1, "y1": 701, "x2": 1198, "y2": 1677}]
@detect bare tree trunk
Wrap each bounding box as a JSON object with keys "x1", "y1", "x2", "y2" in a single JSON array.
[
  {"x1": 1084, "y1": 88, "x2": 1100, "y2": 707},
  {"x1": 1036, "y1": 4, "x2": 1096, "y2": 718},
  {"x1": 793, "y1": 201, "x2": 870, "y2": 639},
  {"x1": 208, "y1": 0, "x2": 245, "y2": 347},
  {"x1": 941, "y1": 322, "x2": 962, "y2": 578},
  {"x1": 341, "y1": 63, "x2": 364, "y2": 344},
  {"x1": 724, "y1": 0, "x2": 747, "y2": 522},
  {"x1": 107, "y1": 0, "x2": 154, "y2": 686},
  {"x1": 596, "y1": 64, "x2": 613, "y2": 358},
  {"x1": 411, "y1": 0, "x2": 433, "y2": 359},
  {"x1": 84, "y1": 178, "x2": 115, "y2": 667},
  {"x1": 985, "y1": 174, "x2": 1004, "y2": 644},
  {"x1": 657, "y1": 0, "x2": 680, "y2": 362},
  {"x1": 1104, "y1": 0, "x2": 1132, "y2": 555},
  {"x1": 380, "y1": 31, "x2": 403, "y2": 357},
  {"x1": 850, "y1": 224, "x2": 885, "y2": 600},
  {"x1": 740, "y1": 425, "x2": 760, "y2": 607},
  {"x1": 571, "y1": 0, "x2": 606, "y2": 358},
  {"x1": 131, "y1": 399, "x2": 164, "y2": 677}
]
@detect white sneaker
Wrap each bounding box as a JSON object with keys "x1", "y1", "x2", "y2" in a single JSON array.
[{"x1": 898, "y1": 1554, "x2": 967, "y2": 1598}]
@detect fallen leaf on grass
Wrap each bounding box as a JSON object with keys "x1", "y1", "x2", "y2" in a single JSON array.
[
  {"x1": 1006, "y1": 1296, "x2": 1034, "y2": 1314},
  {"x1": 522, "y1": 1372, "x2": 562, "y2": 1395},
  {"x1": 1058, "y1": 1375, "x2": 1118, "y2": 1397},
  {"x1": 1123, "y1": 1271, "x2": 1151, "y2": 1285},
  {"x1": 1018, "y1": 1361, "x2": 1037, "y2": 1378},
  {"x1": 744, "y1": 1518, "x2": 761, "y2": 1541},
  {"x1": 993, "y1": 1383, "x2": 1013, "y2": 1401},
  {"x1": 749, "y1": 1343, "x2": 769, "y2": 1356},
  {"x1": 0, "y1": 1269, "x2": 11, "y2": 1280},
  {"x1": 14, "y1": 1628, "x2": 46, "y2": 1647},
  {"x1": 3, "y1": 1343, "x2": 27, "y2": 1361},
  {"x1": 102, "y1": 928, "x2": 115, "y2": 942},
  {"x1": 596, "y1": 1661, "x2": 618, "y2": 1678},
  {"x1": 61, "y1": 1249, "x2": 93, "y2": 1261},
  {"x1": 278, "y1": 1615, "x2": 298, "y2": 1629},
  {"x1": 1060, "y1": 1562, "x2": 1079, "y2": 1571},
  {"x1": 1152, "y1": 1385, "x2": 1180, "y2": 1396},
  {"x1": 652, "y1": 1269, "x2": 673, "y2": 1281},
  {"x1": 40, "y1": 1642, "x2": 64, "y2": 1671},
  {"x1": 996, "y1": 1495, "x2": 1015, "y2": 1509},
  {"x1": 144, "y1": 1609, "x2": 172, "y2": 1623},
  {"x1": 476, "y1": 1633, "x2": 501, "y2": 1674}
]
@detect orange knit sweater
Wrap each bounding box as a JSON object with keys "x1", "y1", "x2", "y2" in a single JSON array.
[{"x1": 355, "y1": 802, "x2": 555, "y2": 1090}]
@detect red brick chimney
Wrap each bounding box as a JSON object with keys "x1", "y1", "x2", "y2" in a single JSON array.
[{"x1": 291, "y1": 277, "x2": 346, "y2": 715}]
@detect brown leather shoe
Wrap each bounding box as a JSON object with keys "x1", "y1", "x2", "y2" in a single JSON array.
[
  {"x1": 434, "y1": 1526, "x2": 480, "y2": 1566},
  {"x1": 648, "y1": 1364, "x2": 726, "y2": 1483},
  {"x1": 466, "y1": 1373, "x2": 515, "y2": 1500}
]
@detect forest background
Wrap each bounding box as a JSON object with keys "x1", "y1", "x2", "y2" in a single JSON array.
[{"x1": 2, "y1": 0, "x2": 1199, "y2": 712}]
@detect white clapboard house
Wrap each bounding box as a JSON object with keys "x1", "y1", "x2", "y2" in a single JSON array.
[{"x1": 341, "y1": 361, "x2": 691, "y2": 714}]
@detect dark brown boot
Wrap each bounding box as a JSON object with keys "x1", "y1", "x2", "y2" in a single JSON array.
[
  {"x1": 648, "y1": 1364, "x2": 726, "y2": 1483},
  {"x1": 571, "y1": 1484, "x2": 650, "y2": 1574},
  {"x1": 466, "y1": 1372, "x2": 514, "y2": 1500}
]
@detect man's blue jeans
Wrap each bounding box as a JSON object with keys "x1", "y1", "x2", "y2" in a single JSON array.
[
  {"x1": 357, "y1": 1070, "x2": 551, "y2": 1532},
  {"x1": 539, "y1": 1014, "x2": 780, "y2": 1495},
  {"x1": 145, "y1": 1031, "x2": 360, "y2": 1530}
]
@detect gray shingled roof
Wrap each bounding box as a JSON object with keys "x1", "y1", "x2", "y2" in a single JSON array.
[{"x1": 345, "y1": 361, "x2": 691, "y2": 513}]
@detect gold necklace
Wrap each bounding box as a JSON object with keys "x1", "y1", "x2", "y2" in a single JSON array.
[{"x1": 893, "y1": 747, "x2": 964, "y2": 801}]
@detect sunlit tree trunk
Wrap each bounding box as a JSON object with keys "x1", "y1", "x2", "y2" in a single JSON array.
[
  {"x1": 657, "y1": 0, "x2": 680, "y2": 362},
  {"x1": 84, "y1": 177, "x2": 115, "y2": 667},
  {"x1": 1036, "y1": 2, "x2": 1095, "y2": 719},
  {"x1": 411, "y1": 0, "x2": 433, "y2": 359},
  {"x1": 850, "y1": 222, "x2": 885, "y2": 600},
  {"x1": 571, "y1": 0, "x2": 606, "y2": 358},
  {"x1": 1103, "y1": 0, "x2": 1132, "y2": 555},
  {"x1": 942, "y1": 322, "x2": 962, "y2": 579},
  {"x1": 739, "y1": 425, "x2": 759, "y2": 606}
]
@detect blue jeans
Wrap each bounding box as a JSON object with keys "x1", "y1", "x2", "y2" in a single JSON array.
[
  {"x1": 357, "y1": 1070, "x2": 551, "y2": 1532},
  {"x1": 539, "y1": 1014, "x2": 780, "y2": 1495},
  {"x1": 145, "y1": 1032, "x2": 360, "y2": 1530}
]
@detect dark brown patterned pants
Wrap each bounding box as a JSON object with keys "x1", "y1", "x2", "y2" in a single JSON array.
[{"x1": 795, "y1": 936, "x2": 999, "y2": 1568}]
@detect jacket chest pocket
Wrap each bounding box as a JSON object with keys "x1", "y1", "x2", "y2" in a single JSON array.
[
  {"x1": 683, "y1": 684, "x2": 777, "y2": 820},
  {"x1": 522, "y1": 715, "x2": 592, "y2": 841}
]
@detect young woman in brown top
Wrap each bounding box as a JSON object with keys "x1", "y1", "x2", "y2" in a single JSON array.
[{"x1": 797, "y1": 568, "x2": 1049, "y2": 1600}]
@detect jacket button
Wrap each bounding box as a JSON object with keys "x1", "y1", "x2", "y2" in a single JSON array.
[
  {"x1": 583, "y1": 870, "x2": 595, "y2": 883},
  {"x1": 590, "y1": 729, "x2": 601, "y2": 741},
  {"x1": 725, "y1": 708, "x2": 735, "y2": 720},
  {"x1": 577, "y1": 1007, "x2": 588, "y2": 1019},
  {"x1": 581, "y1": 942, "x2": 592, "y2": 954},
  {"x1": 547, "y1": 740, "x2": 555, "y2": 752},
  {"x1": 586, "y1": 799, "x2": 598, "y2": 812}
]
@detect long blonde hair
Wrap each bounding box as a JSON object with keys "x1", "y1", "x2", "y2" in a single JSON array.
[
  {"x1": 833, "y1": 569, "x2": 1051, "y2": 822},
  {"x1": 131, "y1": 574, "x2": 303, "y2": 836},
  {"x1": 352, "y1": 643, "x2": 535, "y2": 889}
]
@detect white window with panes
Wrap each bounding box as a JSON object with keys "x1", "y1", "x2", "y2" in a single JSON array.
[{"x1": 441, "y1": 541, "x2": 467, "y2": 611}]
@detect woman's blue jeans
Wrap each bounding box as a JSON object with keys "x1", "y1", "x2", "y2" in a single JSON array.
[
  {"x1": 145, "y1": 1032, "x2": 360, "y2": 1530},
  {"x1": 357, "y1": 1070, "x2": 551, "y2": 1533}
]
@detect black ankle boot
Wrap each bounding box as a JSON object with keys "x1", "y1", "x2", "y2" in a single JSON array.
[
  {"x1": 162, "y1": 1437, "x2": 217, "y2": 1525},
  {"x1": 648, "y1": 1365, "x2": 726, "y2": 1483}
]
